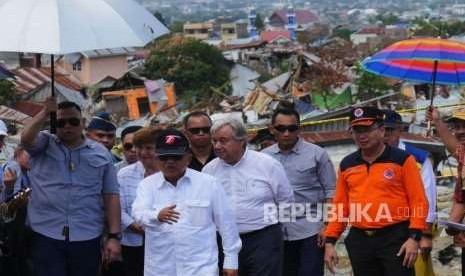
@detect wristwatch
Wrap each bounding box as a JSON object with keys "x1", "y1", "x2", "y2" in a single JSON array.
[
  {"x1": 107, "y1": 232, "x2": 122, "y2": 241},
  {"x1": 409, "y1": 229, "x2": 422, "y2": 242}
]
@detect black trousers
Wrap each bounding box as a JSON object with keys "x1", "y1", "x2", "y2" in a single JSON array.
[
  {"x1": 345, "y1": 221, "x2": 415, "y2": 276},
  {"x1": 121, "y1": 245, "x2": 144, "y2": 276},
  {"x1": 283, "y1": 234, "x2": 324, "y2": 276},
  {"x1": 31, "y1": 232, "x2": 101, "y2": 276},
  {"x1": 239, "y1": 224, "x2": 283, "y2": 276}
]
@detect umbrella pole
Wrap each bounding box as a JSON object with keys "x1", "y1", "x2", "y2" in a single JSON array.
[
  {"x1": 50, "y1": 54, "x2": 57, "y2": 134},
  {"x1": 427, "y1": 60, "x2": 438, "y2": 136}
]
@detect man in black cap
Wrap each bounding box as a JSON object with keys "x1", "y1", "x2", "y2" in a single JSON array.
[
  {"x1": 324, "y1": 106, "x2": 428, "y2": 276},
  {"x1": 86, "y1": 111, "x2": 121, "y2": 163},
  {"x1": 131, "y1": 128, "x2": 241, "y2": 276}
]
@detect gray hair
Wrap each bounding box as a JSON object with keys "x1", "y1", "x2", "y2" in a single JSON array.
[{"x1": 211, "y1": 118, "x2": 248, "y2": 140}]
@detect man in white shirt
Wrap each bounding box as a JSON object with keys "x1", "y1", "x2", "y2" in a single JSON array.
[
  {"x1": 202, "y1": 118, "x2": 294, "y2": 276},
  {"x1": 132, "y1": 128, "x2": 241, "y2": 276}
]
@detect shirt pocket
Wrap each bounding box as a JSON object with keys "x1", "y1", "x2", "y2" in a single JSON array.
[
  {"x1": 185, "y1": 199, "x2": 210, "y2": 227},
  {"x1": 80, "y1": 155, "x2": 110, "y2": 187},
  {"x1": 295, "y1": 164, "x2": 319, "y2": 188}
]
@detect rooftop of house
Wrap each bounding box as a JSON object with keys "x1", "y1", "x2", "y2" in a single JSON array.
[
  {"x1": 272, "y1": 9, "x2": 321, "y2": 25},
  {"x1": 261, "y1": 30, "x2": 291, "y2": 43},
  {"x1": 11, "y1": 66, "x2": 82, "y2": 95},
  {"x1": 355, "y1": 26, "x2": 385, "y2": 35}
]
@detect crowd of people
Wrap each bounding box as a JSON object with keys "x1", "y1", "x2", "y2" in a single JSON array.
[{"x1": 0, "y1": 96, "x2": 465, "y2": 276}]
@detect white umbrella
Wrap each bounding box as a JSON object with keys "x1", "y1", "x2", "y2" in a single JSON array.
[
  {"x1": 0, "y1": 0, "x2": 169, "y2": 54},
  {"x1": 0, "y1": 0, "x2": 169, "y2": 131}
]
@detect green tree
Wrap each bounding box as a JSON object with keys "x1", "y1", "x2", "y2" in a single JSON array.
[
  {"x1": 255, "y1": 13, "x2": 265, "y2": 31},
  {"x1": 0, "y1": 80, "x2": 16, "y2": 105},
  {"x1": 332, "y1": 28, "x2": 352, "y2": 41},
  {"x1": 354, "y1": 62, "x2": 390, "y2": 102},
  {"x1": 153, "y1": 12, "x2": 167, "y2": 26},
  {"x1": 170, "y1": 21, "x2": 185, "y2": 33},
  {"x1": 144, "y1": 37, "x2": 231, "y2": 105}
]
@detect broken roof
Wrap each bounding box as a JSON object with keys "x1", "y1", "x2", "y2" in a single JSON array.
[{"x1": 12, "y1": 66, "x2": 82, "y2": 95}]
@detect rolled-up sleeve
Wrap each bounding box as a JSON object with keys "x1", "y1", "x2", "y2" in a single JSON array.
[
  {"x1": 102, "y1": 162, "x2": 119, "y2": 195},
  {"x1": 211, "y1": 179, "x2": 241, "y2": 269},
  {"x1": 317, "y1": 151, "x2": 336, "y2": 199},
  {"x1": 22, "y1": 132, "x2": 49, "y2": 156}
]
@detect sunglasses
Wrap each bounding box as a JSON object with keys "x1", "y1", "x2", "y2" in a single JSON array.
[
  {"x1": 274, "y1": 124, "x2": 299, "y2": 133},
  {"x1": 123, "y1": 143, "x2": 134, "y2": 151},
  {"x1": 56, "y1": 118, "x2": 81, "y2": 128},
  {"x1": 158, "y1": 155, "x2": 184, "y2": 161},
  {"x1": 187, "y1": 127, "x2": 211, "y2": 135}
]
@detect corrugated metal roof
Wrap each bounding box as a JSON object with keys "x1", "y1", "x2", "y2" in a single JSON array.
[
  {"x1": 0, "y1": 105, "x2": 31, "y2": 124},
  {"x1": 230, "y1": 64, "x2": 260, "y2": 97},
  {"x1": 81, "y1": 47, "x2": 136, "y2": 58},
  {"x1": 14, "y1": 101, "x2": 44, "y2": 117},
  {"x1": 12, "y1": 67, "x2": 82, "y2": 95}
]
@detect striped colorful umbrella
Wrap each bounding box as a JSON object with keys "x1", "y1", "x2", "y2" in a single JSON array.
[
  {"x1": 362, "y1": 37, "x2": 465, "y2": 133},
  {"x1": 362, "y1": 37, "x2": 465, "y2": 86}
]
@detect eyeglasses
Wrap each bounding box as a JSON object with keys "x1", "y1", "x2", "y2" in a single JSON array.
[
  {"x1": 56, "y1": 118, "x2": 81, "y2": 128},
  {"x1": 158, "y1": 155, "x2": 184, "y2": 161},
  {"x1": 187, "y1": 127, "x2": 211, "y2": 135},
  {"x1": 274, "y1": 124, "x2": 299, "y2": 133},
  {"x1": 123, "y1": 143, "x2": 134, "y2": 151}
]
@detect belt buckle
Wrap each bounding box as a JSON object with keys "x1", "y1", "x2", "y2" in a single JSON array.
[{"x1": 364, "y1": 230, "x2": 375, "y2": 237}]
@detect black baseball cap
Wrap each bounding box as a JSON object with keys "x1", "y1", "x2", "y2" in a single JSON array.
[
  {"x1": 155, "y1": 129, "x2": 190, "y2": 156},
  {"x1": 349, "y1": 107, "x2": 384, "y2": 127},
  {"x1": 383, "y1": 109, "x2": 403, "y2": 128}
]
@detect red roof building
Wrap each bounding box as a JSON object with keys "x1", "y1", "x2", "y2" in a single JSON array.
[
  {"x1": 261, "y1": 30, "x2": 291, "y2": 43},
  {"x1": 268, "y1": 9, "x2": 320, "y2": 30}
]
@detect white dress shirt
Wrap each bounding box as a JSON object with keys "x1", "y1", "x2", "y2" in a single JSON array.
[
  {"x1": 399, "y1": 141, "x2": 437, "y2": 223},
  {"x1": 132, "y1": 168, "x2": 241, "y2": 276},
  {"x1": 118, "y1": 161, "x2": 145, "y2": 246},
  {"x1": 202, "y1": 149, "x2": 294, "y2": 233}
]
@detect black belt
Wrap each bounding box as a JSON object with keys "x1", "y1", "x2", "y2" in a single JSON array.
[
  {"x1": 350, "y1": 221, "x2": 409, "y2": 237},
  {"x1": 240, "y1": 224, "x2": 280, "y2": 238}
]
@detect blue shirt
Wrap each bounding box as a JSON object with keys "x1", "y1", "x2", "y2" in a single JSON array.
[
  {"x1": 24, "y1": 132, "x2": 119, "y2": 241},
  {"x1": 262, "y1": 138, "x2": 336, "y2": 240}
]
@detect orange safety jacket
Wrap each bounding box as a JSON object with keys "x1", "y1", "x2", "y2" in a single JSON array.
[{"x1": 325, "y1": 145, "x2": 428, "y2": 240}]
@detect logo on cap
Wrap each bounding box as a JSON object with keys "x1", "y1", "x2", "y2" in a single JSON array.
[
  {"x1": 354, "y1": 108, "x2": 364, "y2": 118},
  {"x1": 165, "y1": 135, "x2": 178, "y2": 145}
]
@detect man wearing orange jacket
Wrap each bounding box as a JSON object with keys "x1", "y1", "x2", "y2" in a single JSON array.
[{"x1": 324, "y1": 107, "x2": 428, "y2": 276}]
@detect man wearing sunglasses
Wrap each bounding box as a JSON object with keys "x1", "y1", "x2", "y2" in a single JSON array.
[
  {"x1": 324, "y1": 106, "x2": 428, "y2": 276},
  {"x1": 202, "y1": 118, "x2": 294, "y2": 276},
  {"x1": 132, "y1": 128, "x2": 241, "y2": 276},
  {"x1": 183, "y1": 111, "x2": 216, "y2": 172},
  {"x1": 86, "y1": 111, "x2": 121, "y2": 164},
  {"x1": 115, "y1": 125, "x2": 143, "y2": 172},
  {"x1": 20, "y1": 97, "x2": 121, "y2": 276},
  {"x1": 262, "y1": 108, "x2": 336, "y2": 276}
]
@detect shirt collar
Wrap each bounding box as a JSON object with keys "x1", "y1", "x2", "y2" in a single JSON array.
[
  {"x1": 54, "y1": 134, "x2": 95, "y2": 150},
  {"x1": 221, "y1": 147, "x2": 248, "y2": 167},
  {"x1": 270, "y1": 138, "x2": 302, "y2": 155},
  {"x1": 158, "y1": 168, "x2": 191, "y2": 188}
]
